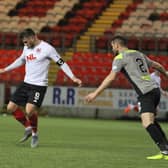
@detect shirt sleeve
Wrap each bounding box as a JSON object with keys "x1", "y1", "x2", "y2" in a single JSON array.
[
  {"x1": 4, "y1": 51, "x2": 25, "y2": 72},
  {"x1": 48, "y1": 46, "x2": 61, "y2": 62},
  {"x1": 47, "y1": 45, "x2": 74, "y2": 79},
  {"x1": 112, "y1": 53, "x2": 125, "y2": 72}
]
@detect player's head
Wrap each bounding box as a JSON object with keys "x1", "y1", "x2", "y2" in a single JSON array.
[
  {"x1": 111, "y1": 36, "x2": 127, "y2": 55},
  {"x1": 20, "y1": 28, "x2": 36, "y2": 48}
]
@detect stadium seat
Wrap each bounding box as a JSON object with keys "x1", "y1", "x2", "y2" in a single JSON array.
[{"x1": 158, "y1": 38, "x2": 168, "y2": 51}]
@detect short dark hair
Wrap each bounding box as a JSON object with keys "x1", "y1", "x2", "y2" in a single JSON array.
[
  {"x1": 20, "y1": 28, "x2": 36, "y2": 39},
  {"x1": 111, "y1": 35, "x2": 127, "y2": 46}
]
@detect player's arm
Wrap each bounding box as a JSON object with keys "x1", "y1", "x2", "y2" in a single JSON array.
[
  {"x1": 0, "y1": 56, "x2": 25, "y2": 74},
  {"x1": 50, "y1": 47, "x2": 82, "y2": 86},
  {"x1": 146, "y1": 57, "x2": 168, "y2": 77},
  {"x1": 56, "y1": 58, "x2": 82, "y2": 86},
  {"x1": 85, "y1": 53, "x2": 123, "y2": 103},
  {"x1": 151, "y1": 61, "x2": 167, "y2": 76},
  {"x1": 85, "y1": 71, "x2": 117, "y2": 102}
]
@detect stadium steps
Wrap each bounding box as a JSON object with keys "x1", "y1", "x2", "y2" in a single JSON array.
[
  {"x1": 49, "y1": 0, "x2": 132, "y2": 84},
  {"x1": 50, "y1": 0, "x2": 133, "y2": 83},
  {"x1": 75, "y1": 0, "x2": 132, "y2": 52}
]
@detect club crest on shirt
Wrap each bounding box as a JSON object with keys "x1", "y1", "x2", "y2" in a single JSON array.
[
  {"x1": 26, "y1": 54, "x2": 37, "y2": 61},
  {"x1": 36, "y1": 48, "x2": 41, "y2": 53}
]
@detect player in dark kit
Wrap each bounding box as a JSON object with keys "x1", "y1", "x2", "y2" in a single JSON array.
[
  {"x1": 85, "y1": 36, "x2": 168, "y2": 160},
  {"x1": 0, "y1": 28, "x2": 82, "y2": 148}
]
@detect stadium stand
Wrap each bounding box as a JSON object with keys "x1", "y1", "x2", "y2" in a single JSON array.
[
  {"x1": 96, "y1": 0, "x2": 168, "y2": 53},
  {"x1": 55, "y1": 52, "x2": 168, "y2": 89},
  {"x1": 0, "y1": 0, "x2": 167, "y2": 89},
  {"x1": 0, "y1": 49, "x2": 24, "y2": 84}
]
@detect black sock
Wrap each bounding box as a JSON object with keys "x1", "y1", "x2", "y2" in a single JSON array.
[
  {"x1": 154, "y1": 120, "x2": 168, "y2": 143},
  {"x1": 146, "y1": 123, "x2": 168, "y2": 151}
]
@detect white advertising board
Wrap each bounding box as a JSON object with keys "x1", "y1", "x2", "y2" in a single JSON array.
[{"x1": 42, "y1": 86, "x2": 168, "y2": 112}]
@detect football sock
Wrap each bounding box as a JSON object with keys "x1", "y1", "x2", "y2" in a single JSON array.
[
  {"x1": 28, "y1": 112, "x2": 38, "y2": 133},
  {"x1": 146, "y1": 123, "x2": 168, "y2": 151},
  {"x1": 12, "y1": 108, "x2": 30, "y2": 127},
  {"x1": 133, "y1": 105, "x2": 139, "y2": 112},
  {"x1": 154, "y1": 120, "x2": 168, "y2": 143}
]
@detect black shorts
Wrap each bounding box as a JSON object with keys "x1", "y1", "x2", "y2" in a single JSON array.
[
  {"x1": 137, "y1": 88, "x2": 161, "y2": 114},
  {"x1": 10, "y1": 82, "x2": 47, "y2": 107}
]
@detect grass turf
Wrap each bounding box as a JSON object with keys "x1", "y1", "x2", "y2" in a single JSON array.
[{"x1": 0, "y1": 115, "x2": 168, "y2": 168}]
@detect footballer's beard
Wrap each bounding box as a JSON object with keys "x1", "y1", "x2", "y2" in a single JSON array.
[{"x1": 27, "y1": 43, "x2": 35, "y2": 49}]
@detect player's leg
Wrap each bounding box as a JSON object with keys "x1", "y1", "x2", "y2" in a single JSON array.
[
  {"x1": 141, "y1": 112, "x2": 168, "y2": 159},
  {"x1": 25, "y1": 103, "x2": 39, "y2": 148},
  {"x1": 124, "y1": 103, "x2": 138, "y2": 113},
  {"x1": 133, "y1": 105, "x2": 139, "y2": 112},
  {"x1": 26, "y1": 84, "x2": 47, "y2": 148},
  {"x1": 8, "y1": 83, "x2": 32, "y2": 142},
  {"x1": 7, "y1": 101, "x2": 32, "y2": 143},
  {"x1": 7, "y1": 101, "x2": 31, "y2": 128},
  {"x1": 154, "y1": 120, "x2": 168, "y2": 143},
  {"x1": 151, "y1": 120, "x2": 168, "y2": 160},
  {"x1": 140, "y1": 88, "x2": 168, "y2": 159}
]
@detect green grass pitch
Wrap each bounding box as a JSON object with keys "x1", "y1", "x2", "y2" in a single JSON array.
[{"x1": 0, "y1": 115, "x2": 168, "y2": 168}]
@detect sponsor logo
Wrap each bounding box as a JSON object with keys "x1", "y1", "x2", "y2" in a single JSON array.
[
  {"x1": 26, "y1": 54, "x2": 37, "y2": 61},
  {"x1": 36, "y1": 48, "x2": 41, "y2": 53}
]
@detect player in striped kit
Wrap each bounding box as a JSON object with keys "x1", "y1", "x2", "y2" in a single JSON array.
[
  {"x1": 0, "y1": 28, "x2": 82, "y2": 148},
  {"x1": 85, "y1": 36, "x2": 168, "y2": 160}
]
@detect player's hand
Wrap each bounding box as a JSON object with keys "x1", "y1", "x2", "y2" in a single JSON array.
[
  {"x1": 0, "y1": 69, "x2": 5, "y2": 74},
  {"x1": 72, "y1": 76, "x2": 82, "y2": 87},
  {"x1": 84, "y1": 92, "x2": 97, "y2": 103}
]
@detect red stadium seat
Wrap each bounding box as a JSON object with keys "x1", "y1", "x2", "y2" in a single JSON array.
[
  {"x1": 158, "y1": 38, "x2": 168, "y2": 51},
  {"x1": 17, "y1": 0, "x2": 58, "y2": 17},
  {"x1": 127, "y1": 37, "x2": 139, "y2": 49}
]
